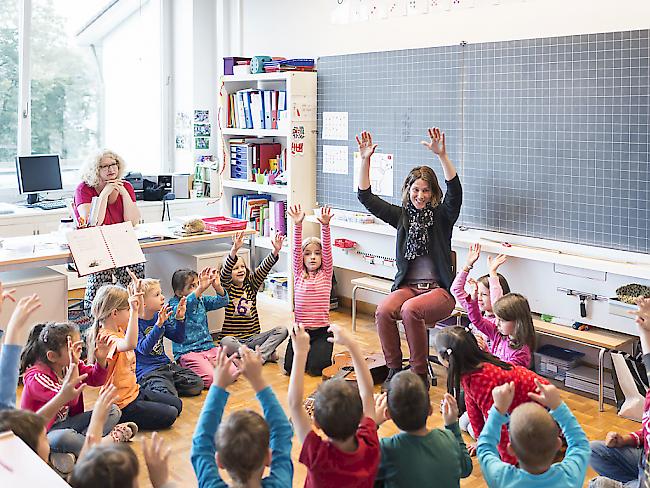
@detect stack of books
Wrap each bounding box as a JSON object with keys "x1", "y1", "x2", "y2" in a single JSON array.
[
  {"x1": 228, "y1": 139, "x2": 282, "y2": 182},
  {"x1": 263, "y1": 58, "x2": 315, "y2": 72},
  {"x1": 231, "y1": 194, "x2": 286, "y2": 238}
]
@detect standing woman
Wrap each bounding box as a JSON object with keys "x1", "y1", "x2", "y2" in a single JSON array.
[
  {"x1": 357, "y1": 127, "x2": 462, "y2": 389},
  {"x1": 74, "y1": 150, "x2": 144, "y2": 309}
]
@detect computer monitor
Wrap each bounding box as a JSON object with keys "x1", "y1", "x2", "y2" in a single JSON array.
[{"x1": 15, "y1": 154, "x2": 63, "y2": 204}]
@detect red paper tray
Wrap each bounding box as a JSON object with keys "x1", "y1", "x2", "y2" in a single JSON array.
[{"x1": 201, "y1": 217, "x2": 248, "y2": 232}]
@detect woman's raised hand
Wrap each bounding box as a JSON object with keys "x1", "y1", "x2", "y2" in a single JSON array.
[
  {"x1": 356, "y1": 131, "x2": 377, "y2": 160},
  {"x1": 421, "y1": 127, "x2": 447, "y2": 158}
]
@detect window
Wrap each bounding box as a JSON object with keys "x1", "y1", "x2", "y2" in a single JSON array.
[
  {"x1": 0, "y1": 1, "x2": 19, "y2": 166},
  {"x1": 31, "y1": 0, "x2": 101, "y2": 187},
  {"x1": 101, "y1": 0, "x2": 162, "y2": 176}
]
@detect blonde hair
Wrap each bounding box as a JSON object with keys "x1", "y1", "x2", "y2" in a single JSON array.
[
  {"x1": 79, "y1": 150, "x2": 126, "y2": 188},
  {"x1": 87, "y1": 285, "x2": 129, "y2": 363},
  {"x1": 140, "y1": 278, "x2": 161, "y2": 296},
  {"x1": 493, "y1": 293, "x2": 536, "y2": 354},
  {"x1": 301, "y1": 236, "x2": 322, "y2": 278}
]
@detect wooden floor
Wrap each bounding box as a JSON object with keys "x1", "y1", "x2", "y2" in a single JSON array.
[{"x1": 52, "y1": 296, "x2": 639, "y2": 487}]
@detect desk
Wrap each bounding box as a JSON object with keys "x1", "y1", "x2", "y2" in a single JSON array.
[
  {"x1": 533, "y1": 317, "x2": 636, "y2": 412},
  {"x1": 0, "y1": 223, "x2": 258, "y2": 272}
]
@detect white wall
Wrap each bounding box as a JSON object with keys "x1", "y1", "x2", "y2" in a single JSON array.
[
  {"x1": 218, "y1": 0, "x2": 650, "y2": 326},
  {"x1": 232, "y1": 0, "x2": 650, "y2": 58}
]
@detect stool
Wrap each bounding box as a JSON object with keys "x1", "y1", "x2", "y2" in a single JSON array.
[{"x1": 350, "y1": 276, "x2": 394, "y2": 331}]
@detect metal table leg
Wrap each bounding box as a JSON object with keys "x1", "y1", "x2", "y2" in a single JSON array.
[
  {"x1": 352, "y1": 285, "x2": 359, "y2": 331},
  {"x1": 598, "y1": 347, "x2": 606, "y2": 412}
]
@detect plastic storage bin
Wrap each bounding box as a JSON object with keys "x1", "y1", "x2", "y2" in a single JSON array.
[
  {"x1": 534, "y1": 344, "x2": 585, "y2": 381},
  {"x1": 202, "y1": 216, "x2": 248, "y2": 232}
]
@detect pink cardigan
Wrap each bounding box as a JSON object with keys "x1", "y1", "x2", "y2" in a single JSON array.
[{"x1": 451, "y1": 270, "x2": 531, "y2": 367}]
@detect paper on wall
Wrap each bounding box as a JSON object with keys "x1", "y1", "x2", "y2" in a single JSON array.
[
  {"x1": 323, "y1": 145, "x2": 349, "y2": 174},
  {"x1": 322, "y1": 112, "x2": 348, "y2": 141},
  {"x1": 353, "y1": 151, "x2": 394, "y2": 197}
]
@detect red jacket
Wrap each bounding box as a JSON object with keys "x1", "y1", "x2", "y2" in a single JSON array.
[{"x1": 21, "y1": 361, "x2": 108, "y2": 430}]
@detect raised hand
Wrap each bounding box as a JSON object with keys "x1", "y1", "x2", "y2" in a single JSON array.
[
  {"x1": 291, "y1": 323, "x2": 311, "y2": 354},
  {"x1": 287, "y1": 204, "x2": 305, "y2": 225},
  {"x1": 317, "y1": 206, "x2": 334, "y2": 226},
  {"x1": 475, "y1": 334, "x2": 488, "y2": 352},
  {"x1": 4, "y1": 294, "x2": 41, "y2": 345},
  {"x1": 466, "y1": 243, "x2": 481, "y2": 268},
  {"x1": 467, "y1": 277, "x2": 478, "y2": 300},
  {"x1": 197, "y1": 267, "x2": 213, "y2": 292},
  {"x1": 212, "y1": 346, "x2": 239, "y2": 389},
  {"x1": 0, "y1": 281, "x2": 16, "y2": 315},
  {"x1": 528, "y1": 378, "x2": 561, "y2": 410},
  {"x1": 128, "y1": 287, "x2": 143, "y2": 313},
  {"x1": 126, "y1": 268, "x2": 142, "y2": 294},
  {"x1": 156, "y1": 305, "x2": 172, "y2": 328},
  {"x1": 210, "y1": 269, "x2": 222, "y2": 290},
  {"x1": 374, "y1": 392, "x2": 388, "y2": 426},
  {"x1": 68, "y1": 336, "x2": 83, "y2": 365},
  {"x1": 237, "y1": 345, "x2": 266, "y2": 392},
  {"x1": 355, "y1": 131, "x2": 377, "y2": 160},
  {"x1": 94, "y1": 331, "x2": 111, "y2": 366},
  {"x1": 421, "y1": 127, "x2": 447, "y2": 158},
  {"x1": 327, "y1": 323, "x2": 353, "y2": 347},
  {"x1": 441, "y1": 392, "x2": 459, "y2": 426},
  {"x1": 488, "y1": 254, "x2": 507, "y2": 275},
  {"x1": 231, "y1": 231, "x2": 245, "y2": 255},
  {"x1": 492, "y1": 381, "x2": 515, "y2": 415},
  {"x1": 143, "y1": 432, "x2": 172, "y2": 488},
  {"x1": 635, "y1": 297, "x2": 650, "y2": 330},
  {"x1": 175, "y1": 296, "x2": 187, "y2": 320},
  {"x1": 271, "y1": 233, "x2": 286, "y2": 256},
  {"x1": 59, "y1": 361, "x2": 88, "y2": 405}
]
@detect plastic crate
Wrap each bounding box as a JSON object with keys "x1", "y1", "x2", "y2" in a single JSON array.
[
  {"x1": 534, "y1": 344, "x2": 584, "y2": 381},
  {"x1": 201, "y1": 217, "x2": 248, "y2": 232}
]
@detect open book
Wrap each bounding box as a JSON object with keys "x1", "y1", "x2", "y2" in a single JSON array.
[
  {"x1": 0, "y1": 431, "x2": 70, "y2": 486},
  {"x1": 67, "y1": 222, "x2": 146, "y2": 276}
]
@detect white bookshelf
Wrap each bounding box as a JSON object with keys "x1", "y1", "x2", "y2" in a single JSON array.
[{"x1": 218, "y1": 71, "x2": 317, "y2": 303}]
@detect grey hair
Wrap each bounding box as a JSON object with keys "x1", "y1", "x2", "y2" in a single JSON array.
[{"x1": 79, "y1": 150, "x2": 126, "y2": 188}]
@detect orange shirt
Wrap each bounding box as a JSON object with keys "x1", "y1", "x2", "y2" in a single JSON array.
[{"x1": 101, "y1": 329, "x2": 139, "y2": 409}]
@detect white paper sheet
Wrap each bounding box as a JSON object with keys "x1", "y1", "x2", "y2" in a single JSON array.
[
  {"x1": 322, "y1": 112, "x2": 348, "y2": 141},
  {"x1": 353, "y1": 151, "x2": 394, "y2": 197},
  {"x1": 323, "y1": 145, "x2": 349, "y2": 174}
]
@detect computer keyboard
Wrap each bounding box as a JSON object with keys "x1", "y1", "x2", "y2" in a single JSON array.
[{"x1": 30, "y1": 200, "x2": 67, "y2": 210}]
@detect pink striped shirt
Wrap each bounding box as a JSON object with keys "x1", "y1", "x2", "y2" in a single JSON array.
[{"x1": 293, "y1": 222, "x2": 332, "y2": 328}]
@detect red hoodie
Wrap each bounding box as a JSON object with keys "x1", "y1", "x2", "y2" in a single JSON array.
[{"x1": 21, "y1": 361, "x2": 108, "y2": 430}]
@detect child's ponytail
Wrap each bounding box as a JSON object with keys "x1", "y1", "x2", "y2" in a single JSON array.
[
  {"x1": 493, "y1": 293, "x2": 536, "y2": 352},
  {"x1": 19, "y1": 323, "x2": 47, "y2": 374}
]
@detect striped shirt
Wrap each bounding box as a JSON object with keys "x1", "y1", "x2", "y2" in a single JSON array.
[
  {"x1": 219, "y1": 251, "x2": 279, "y2": 340},
  {"x1": 293, "y1": 222, "x2": 332, "y2": 328}
]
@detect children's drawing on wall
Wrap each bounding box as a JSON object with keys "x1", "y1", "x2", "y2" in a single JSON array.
[
  {"x1": 195, "y1": 137, "x2": 210, "y2": 150},
  {"x1": 175, "y1": 135, "x2": 187, "y2": 149},
  {"x1": 353, "y1": 151, "x2": 393, "y2": 196},
  {"x1": 194, "y1": 110, "x2": 210, "y2": 123},
  {"x1": 194, "y1": 124, "x2": 211, "y2": 137}
]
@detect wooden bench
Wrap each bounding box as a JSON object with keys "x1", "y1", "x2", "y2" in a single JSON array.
[
  {"x1": 350, "y1": 276, "x2": 394, "y2": 331},
  {"x1": 532, "y1": 316, "x2": 636, "y2": 412}
]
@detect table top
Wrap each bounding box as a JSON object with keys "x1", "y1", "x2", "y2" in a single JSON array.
[
  {"x1": 533, "y1": 317, "x2": 636, "y2": 350},
  {"x1": 0, "y1": 223, "x2": 257, "y2": 269}
]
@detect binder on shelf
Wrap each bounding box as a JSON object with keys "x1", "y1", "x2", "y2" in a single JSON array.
[
  {"x1": 250, "y1": 90, "x2": 264, "y2": 130},
  {"x1": 263, "y1": 90, "x2": 273, "y2": 129},
  {"x1": 66, "y1": 222, "x2": 146, "y2": 277}
]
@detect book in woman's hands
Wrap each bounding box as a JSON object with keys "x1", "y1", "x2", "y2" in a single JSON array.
[{"x1": 66, "y1": 222, "x2": 146, "y2": 276}]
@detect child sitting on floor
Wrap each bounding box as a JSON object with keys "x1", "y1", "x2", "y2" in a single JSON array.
[
  {"x1": 218, "y1": 231, "x2": 288, "y2": 363},
  {"x1": 477, "y1": 380, "x2": 590, "y2": 487}
]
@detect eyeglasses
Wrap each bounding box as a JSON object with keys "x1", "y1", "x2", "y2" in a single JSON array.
[{"x1": 99, "y1": 162, "x2": 119, "y2": 171}]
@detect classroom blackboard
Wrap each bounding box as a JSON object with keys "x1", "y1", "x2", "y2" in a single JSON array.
[{"x1": 316, "y1": 30, "x2": 650, "y2": 254}]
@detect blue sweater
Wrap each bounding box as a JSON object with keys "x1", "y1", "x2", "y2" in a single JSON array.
[
  {"x1": 135, "y1": 312, "x2": 187, "y2": 381},
  {"x1": 169, "y1": 292, "x2": 228, "y2": 360},
  {"x1": 477, "y1": 402, "x2": 590, "y2": 488},
  {"x1": 0, "y1": 344, "x2": 21, "y2": 410},
  {"x1": 191, "y1": 385, "x2": 293, "y2": 488}
]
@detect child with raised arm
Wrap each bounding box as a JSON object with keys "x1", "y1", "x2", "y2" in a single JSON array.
[
  {"x1": 288, "y1": 323, "x2": 380, "y2": 487},
  {"x1": 219, "y1": 231, "x2": 289, "y2": 363},
  {"x1": 374, "y1": 372, "x2": 472, "y2": 487},
  {"x1": 89, "y1": 281, "x2": 179, "y2": 430},
  {"x1": 135, "y1": 278, "x2": 203, "y2": 404},
  {"x1": 283, "y1": 205, "x2": 334, "y2": 376},
  {"x1": 191, "y1": 345, "x2": 293, "y2": 487},
  {"x1": 478, "y1": 380, "x2": 590, "y2": 487},
  {"x1": 170, "y1": 267, "x2": 229, "y2": 388}
]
